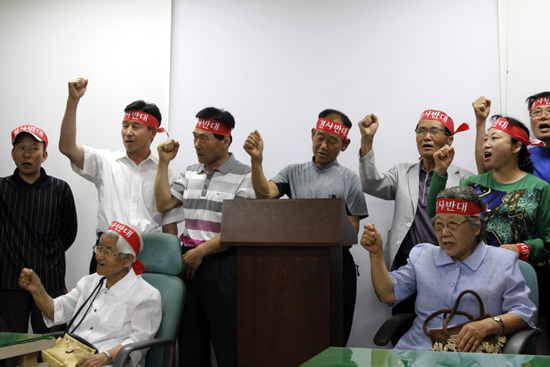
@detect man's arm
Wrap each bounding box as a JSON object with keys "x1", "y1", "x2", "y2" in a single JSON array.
[
  {"x1": 59, "y1": 78, "x2": 87, "y2": 170},
  {"x1": 162, "y1": 222, "x2": 178, "y2": 236},
  {"x1": 19, "y1": 269, "x2": 55, "y2": 321},
  {"x1": 59, "y1": 183, "x2": 78, "y2": 251},
  {"x1": 472, "y1": 97, "x2": 491, "y2": 174},
  {"x1": 358, "y1": 114, "x2": 379, "y2": 158},
  {"x1": 360, "y1": 223, "x2": 395, "y2": 304},
  {"x1": 155, "y1": 140, "x2": 183, "y2": 212},
  {"x1": 358, "y1": 114, "x2": 401, "y2": 200},
  {"x1": 348, "y1": 215, "x2": 360, "y2": 233},
  {"x1": 181, "y1": 234, "x2": 229, "y2": 279},
  {"x1": 243, "y1": 130, "x2": 280, "y2": 199}
]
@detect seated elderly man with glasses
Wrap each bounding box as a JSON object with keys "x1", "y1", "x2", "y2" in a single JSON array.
[
  {"x1": 19, "y1": 221, "x2": 161, "y2": 367},
  {"x1": 361, "y1": 186, "x2": 536, "y2": 352}
]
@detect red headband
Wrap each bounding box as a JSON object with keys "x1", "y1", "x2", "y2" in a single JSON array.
[
  {"x1": 123, "y1": 110, "x2": 168, "y2": 136},
  {"x1": 315, "y1": 118, "x2": 349, "y2": 139},
  {"x1": 12, "y1": 125, "x2": 48, "y2": 149},
  {"x1": 436, "y1": 198, "x2": 486, "y2": 217},
  {"x1": 195, "y1": 118, "x2": 232, "y2": 136},
  {"x1": 419, "y1": 110, "x2": 469, "y2": 135},
  {"x1": 489, "y1": 118, "x2": 544, "y2": 147},
  {"x1": 530, "y1": 97, "x2": 550, "y2": 112},
  {"x1": 108, "y1": 221, "x2": 146, "y2": 275}
]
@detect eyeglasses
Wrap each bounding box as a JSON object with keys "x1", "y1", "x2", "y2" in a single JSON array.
[
  {"x1": 415, "y1": 127, "x2": 447, "y2": 137},
  {"x1": 92, "y1": 245, "x2": 123, "y2": 258},
  {"x1": 433, "y1": 219, "x2": 469, "y2": 232},
  {"x1": 531, "y1": 108, "x2": 550, "y2": 118}
]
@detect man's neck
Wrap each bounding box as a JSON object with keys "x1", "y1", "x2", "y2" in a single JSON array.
[
  {"x1": 313, "y1": 158, "x2": 337, "y2": 168},
  {"x1": 127, "y1": 148, "x2": 151, "y2": 166},
  {"x1": 17, "y1": 171, "x2": 40, "y2": 185},
  {"x1": 422, "y1": 157, "x2": 436, "y2": 172},
  {"x1": 205, "y1": 152, "x2": 231, "y2": 173}
]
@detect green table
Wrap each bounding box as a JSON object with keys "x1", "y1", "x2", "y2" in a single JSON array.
[
  {"x1": 0, "y1": 332, "x2": 55, "y2": 367},
  {"x1": 300, "y1": 347, "x2": 550, "y2": 367}
]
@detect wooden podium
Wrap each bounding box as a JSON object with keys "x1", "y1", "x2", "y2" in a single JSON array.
[{"x1": 220, "y1": 199, "x2": 357, "y2": 367}]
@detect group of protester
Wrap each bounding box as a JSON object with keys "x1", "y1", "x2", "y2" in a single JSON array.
[{"x1": 1, "y1": 76, "x2": 549, "y2": 366}]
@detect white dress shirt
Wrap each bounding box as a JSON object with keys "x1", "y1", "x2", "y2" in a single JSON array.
[
  {"x1": 72, "y1": 145, "x2": 182, "y2": 234},
  {"x1": 45, "y1": 269, "x2": 162, "y2": 367}
]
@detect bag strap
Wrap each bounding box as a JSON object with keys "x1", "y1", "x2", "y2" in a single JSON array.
[
  {"x1": 442, "y1": 290, "x2": 490, "y2": 333},
  {"x1": 423, "y1": 308, "x2": 475, "y2": 337},
  {"x1": 423, "y1": 290, "x2": 491, "y2": 337},
  {"x1": 65, "y1": 277, "x2": 106, "y2": 334}
]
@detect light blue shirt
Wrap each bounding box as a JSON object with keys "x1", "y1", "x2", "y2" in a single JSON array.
[{"x1": 390, "y1": 242, "x2": 537, "y2": 351}]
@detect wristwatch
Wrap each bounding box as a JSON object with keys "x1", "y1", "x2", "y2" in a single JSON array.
[{"x1": 493, "y1": 316, "x2": 505, "y2": 337}]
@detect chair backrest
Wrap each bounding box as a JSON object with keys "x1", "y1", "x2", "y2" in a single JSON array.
[
  {"x1": 138, "y1": 233, "x2": 184, "y2": 367},
  {"x1": 518, "y1": 260, "x2": 539, "y2": 355},
  {"x1": 519, "y1": 260, "x2": 539, "y2": 318}
]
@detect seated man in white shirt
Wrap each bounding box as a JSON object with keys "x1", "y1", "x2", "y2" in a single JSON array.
[{"x1": 19, "y1": 221, "x2": 162, "y2": 367}]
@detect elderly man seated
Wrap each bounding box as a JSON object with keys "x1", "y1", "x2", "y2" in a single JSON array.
[
  {"x1": 19, "y1": 221, "x2": 161, "y2": 367},
  {"x1": 361, "y1": 186, "x2": 537, "y2": 352}
]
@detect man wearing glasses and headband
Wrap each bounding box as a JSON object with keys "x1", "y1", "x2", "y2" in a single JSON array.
[
  {"x1": 59, "y1": 78, "x2": 180, "y2": 274},
  {"x1": 243, "y1": 109, "x2": 368, "y2": 345},
  {"x1": 155, "y1": 107, "x2": 254, "y2": 367},
  {"x1": 358, "y1": 110, "x2": 472, "y2": 316}
]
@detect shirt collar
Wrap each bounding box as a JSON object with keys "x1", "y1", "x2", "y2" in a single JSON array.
[
  {"x1": 115, "y1": 150, "x2": 157, "y2": 164},
  {"x1": 531, "y1": 145, "x2": 550, "y2": 157},
  {"x1": 107, "y1": 267, "x2": 139, "y2": 297},
  {"x1": 201, "y1": 153, "x2": 236, "y2": 174},
  {"x1": 435, "y1": 240, "x2": 487, "y2": 270},
  {"x1": 11, "y1": 167, "x2": 49, "y2": 188},
  {"x1": 310, "y1": 156, "x2": 340, "y2": 172}
]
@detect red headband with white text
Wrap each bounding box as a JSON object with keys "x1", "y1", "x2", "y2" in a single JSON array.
[
  {"x1": 195, "y1": 118, "x2": 232, "y2": 136},
  {"x1": 316, "y1": 118, "x2": 349, "y2": 139},
  {"x1": 123, "y1": 110, "x2": 168, "y2": 136},
  {"x1": 436, "y1": 198, "x2": 486, "y2": 217},
  {"x1": 530, "y1": 97, "x2": 550, "y2": 112},
  {"x1": 419, "y1": 110, "x2": 469, "y2": 135},
  {"x1": 489, "y1": 117, "x2": 544, "y2": 147},
  {"x1": 11, "y1": 125, "x2": 49, "y2": 149},
  {"x1": 107, "y1": 221, "x2": 146, "y2": 275}
]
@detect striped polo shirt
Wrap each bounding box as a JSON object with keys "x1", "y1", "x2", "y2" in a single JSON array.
[
  {"x1": 0, "y1": 168, "x2": 77, "y2": 290},
  {"x1": 170, "y1": 154, "x2": 255, "y2": 247}
]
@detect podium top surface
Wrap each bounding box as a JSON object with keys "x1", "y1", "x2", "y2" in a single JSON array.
[{"x1": 221, "y1": 198, "x2": 357, "y2": 246}]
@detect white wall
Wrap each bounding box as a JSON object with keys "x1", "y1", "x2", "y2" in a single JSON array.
[
  {"x1": 498, "y1": 0, "x2": 550, "y2": 122},
  {"x1": 498, "y1": 0, "x2": 550, "y2": 354},
  {"x1": 169, "y1": 0, "x2": 500, "y2": 348},
  {"x1": 0, "y1": 0, "x2": 172, "y2": 290}
]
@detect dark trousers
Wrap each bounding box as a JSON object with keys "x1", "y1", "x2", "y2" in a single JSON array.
[
  {"x1": 0, "y1": 288, "x2": 66, "y2": 334},
  {"x1": 0, "y1": 289, "x2": 66, "y2": 367},
  {"x1": 179, "y1": 248, "x2": 237, "y2": 367},
  {"x1": 343, "y1": 247, "x2": 357, "y2": 346}
]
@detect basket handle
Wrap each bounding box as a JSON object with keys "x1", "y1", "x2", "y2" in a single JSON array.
[{"x1": 423, "y1": 290, "x2": 490, "y2": 337}]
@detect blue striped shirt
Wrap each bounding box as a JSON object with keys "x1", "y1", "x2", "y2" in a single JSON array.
[{"x1": 0, "y1": 168, "x2": 77, "y2": 290}]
